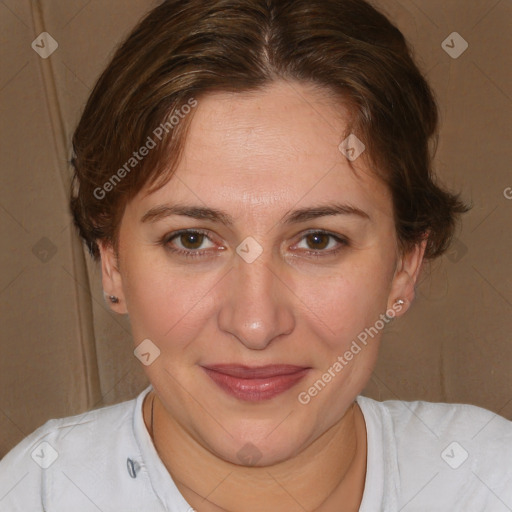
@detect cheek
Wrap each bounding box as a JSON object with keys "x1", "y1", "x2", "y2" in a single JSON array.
[
  {"x1": 299, "y1": 256, "x2": 394, "y2": 349},
  {"x1": 122, "y1": 252, "x2": 222, "y2": 345}
]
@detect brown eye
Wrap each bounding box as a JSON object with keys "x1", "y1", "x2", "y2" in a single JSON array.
[
  {"x1": 179, "y1": 232, "x2": 205, "y2": 250},
  {"x1": 305, "y1": 232, "x2": 330, "y2": 250},
  {"x1": 163, "y1": 229, "x2": 216, "y2": 256},
  {"x1": 294, "y1": 230, "x2": 348, "y2": 257}
]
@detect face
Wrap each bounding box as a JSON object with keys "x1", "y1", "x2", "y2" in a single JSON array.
[{"x1": 100, "y1": 80, "x2": 425, "y2": 466}]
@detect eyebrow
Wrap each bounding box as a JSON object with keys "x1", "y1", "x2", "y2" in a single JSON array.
[{"x1": 141, "y1": 201, "x2": 370, "y2": 225}]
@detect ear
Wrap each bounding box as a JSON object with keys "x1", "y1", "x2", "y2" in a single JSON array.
[
  {"x1": 386, "y1": 237, "x2": 428, "y2": 317},
  {"x1": 98, "y1": 241, "x2": 128, "y2": 314}
]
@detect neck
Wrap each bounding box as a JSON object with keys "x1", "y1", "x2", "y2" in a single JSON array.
[{"x1": 143, "y1": 392, "x2": 367, "y2": 512}]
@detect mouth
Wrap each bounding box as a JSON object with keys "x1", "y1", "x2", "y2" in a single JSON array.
[{"x1": 200, "y1": 364, "x2": 311, "y2": 402}]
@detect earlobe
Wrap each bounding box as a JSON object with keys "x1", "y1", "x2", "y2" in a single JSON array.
[
  {"x1": 387, "y1": 238, "x2": 428, "y2": 317},
  {"x1": 98, "y1": 241, "x2": 128, "y2": 314}
]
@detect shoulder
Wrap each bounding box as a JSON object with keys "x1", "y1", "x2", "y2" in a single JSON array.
[
  {"x1": 358, "y1": 395, "x2": 512, "y2": 445},
  {"x1": 3, "y1": 396, "x2": 136, "y2": 460},
  {"x1": 0, "y1": 396, "x2": 139, "y2": 510},
  {"x1": 358, "y1": 396, "x2": 512, "y2": 509},
  {"x1": 363, "y1": 396, "x2": 512, "y2": 440}
]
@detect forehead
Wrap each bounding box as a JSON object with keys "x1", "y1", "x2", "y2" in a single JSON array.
[{"x1": 135, "y1": 81, "x2": 391, "y2": 223}]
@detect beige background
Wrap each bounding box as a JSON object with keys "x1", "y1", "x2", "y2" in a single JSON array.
[{"x1": 0, "y1": 0, "x2": 511, "y2": 458}]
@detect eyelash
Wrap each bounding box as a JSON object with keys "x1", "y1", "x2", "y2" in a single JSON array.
[{"x1": 160, "y1": 229, "x2": 349, "y2": 260}]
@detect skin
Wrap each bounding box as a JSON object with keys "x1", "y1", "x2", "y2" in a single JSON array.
[{"x1": 100, "y1": 80, "x2": 426, "y2": 511}]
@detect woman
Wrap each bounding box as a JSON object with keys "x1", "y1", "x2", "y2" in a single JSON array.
[{"x1": 1, "y1": 0, "x2": 511, "y2": 510}]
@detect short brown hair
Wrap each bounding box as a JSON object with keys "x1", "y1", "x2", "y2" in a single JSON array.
[{"x1": 70, "y1": 0, "x2": 470, "y2": 261}]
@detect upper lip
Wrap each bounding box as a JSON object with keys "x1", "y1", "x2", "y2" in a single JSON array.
[{"x1": 201, "y1": 364, "x2": 310, "y2": 379}]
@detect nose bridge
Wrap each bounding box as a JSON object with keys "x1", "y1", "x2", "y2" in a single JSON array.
[{"x1": 217, "y1": 244, "x2": 294, "y2": 350}]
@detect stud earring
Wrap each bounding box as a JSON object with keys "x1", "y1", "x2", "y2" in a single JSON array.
[
  {"x1": 103, "y1": 291, "x2": 120, "y2": 304},
  {"x1": 384, "y1": 298, "x2": 406, "y2": 321}
]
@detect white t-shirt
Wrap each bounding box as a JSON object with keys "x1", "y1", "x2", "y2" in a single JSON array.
[{"x1": 1, "y1": 385, "x2": 511, "y2": 511}]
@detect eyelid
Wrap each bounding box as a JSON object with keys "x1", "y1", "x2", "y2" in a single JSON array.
[
  {"x1": 163, "y1": 228, "x2": 223, "y2": 255},
  {"x1": 290, "y1": 229, "x2": 348, "y2": 253},
  {"x1": 165, "y1": 228, "x2": 217, "y2": 247}
]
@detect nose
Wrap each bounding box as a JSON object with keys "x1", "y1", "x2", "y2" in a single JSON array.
[{"x1": 217, "y1": 247, "x2": 295, "y2": 350}]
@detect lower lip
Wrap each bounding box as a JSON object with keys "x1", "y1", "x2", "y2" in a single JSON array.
[{"x1": 201, "y1": 367, "x2": 310, "y2": 402}]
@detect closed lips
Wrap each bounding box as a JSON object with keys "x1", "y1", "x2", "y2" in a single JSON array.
[{"x1": 202, "y1": 365, "x2": 310, "y2": 379}]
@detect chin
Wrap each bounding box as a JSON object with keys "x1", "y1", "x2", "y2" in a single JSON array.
[
  {"x1": 200, "y1": 412, "x2": 317, "y2": 468},
  {"x1": 217, "y1": 433, "x2": 307, "y2": 468}
]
